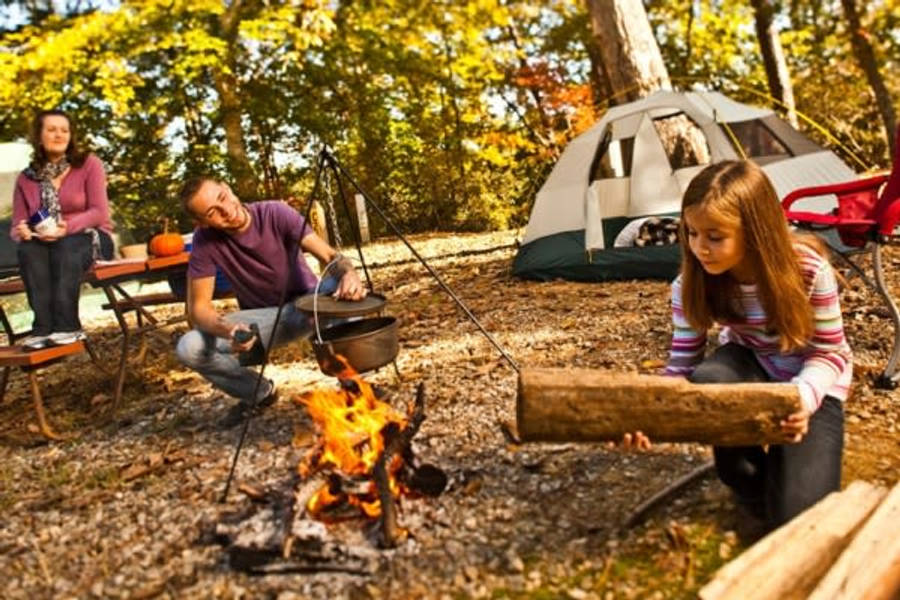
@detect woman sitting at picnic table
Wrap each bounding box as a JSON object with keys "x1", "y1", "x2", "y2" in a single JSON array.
[{"x1": 10, "y1": 109, "x2": 114, "y2": 350}]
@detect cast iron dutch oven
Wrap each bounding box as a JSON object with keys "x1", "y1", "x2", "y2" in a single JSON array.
[
  {"x1": 297, "y1": 293, "x2": 399, "y2": 376},
  {"x1": 312, "y1": 316, "x2": 399, "y2": 376}
]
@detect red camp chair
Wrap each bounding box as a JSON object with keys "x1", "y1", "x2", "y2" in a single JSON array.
[{"x1": 782, "y1": 125, "x2": 900, "y2": 389}]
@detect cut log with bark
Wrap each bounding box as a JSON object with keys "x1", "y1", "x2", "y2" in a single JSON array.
[
  {"x1": 807, "y1": 481, "x2": 900, "y2": 600},
  {"x1": 699, "y1": 480, "x2": 887, "y2": 600},
  {"x1": 517, "y1": 369, "x2": 802, "y2": 445},
  {"x1": 373, "y1": 382, "x2": 427, "y2": 548}
]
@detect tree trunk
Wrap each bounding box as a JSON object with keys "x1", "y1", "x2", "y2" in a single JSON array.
[
  {"x1": 807, "y1": 481, "x2": 900, "y2": 600},
  {"x1": 516, "y1": 369, "x2": 801, "y2": 445},
  {"x1": 213, "y1": 0, "x2": 259, "y2": 200},
  {"x1": 585, "y1": 0, "x2": 671, "y2": 104},
  {"x1": 751, "y1": 0, "x2": 798, "y2": 128},
  {"x1": 840, "y1": 0, "x2": 897, "y2": 161},
  {"x1": 699, "y1": 480, "x2": 887, "y2": 600},
  {"x1": 584, "y1": 35, "x2": 614, "y2": 108},
  {"x1": 585, "y1": 0, "x2": 707, "y2": 167}
]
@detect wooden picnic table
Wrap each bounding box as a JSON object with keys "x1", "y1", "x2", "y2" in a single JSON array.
[
  {"x1": 0, "y1": 253, "x2": 194, "y2": 437},
  {"x1": 87, "y1": 252, "x2": 192, "y2": 408}
]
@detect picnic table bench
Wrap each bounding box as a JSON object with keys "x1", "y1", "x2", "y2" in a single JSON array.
[{"x1": 0, "y1": 252, "x2": 227, "y2": 439}]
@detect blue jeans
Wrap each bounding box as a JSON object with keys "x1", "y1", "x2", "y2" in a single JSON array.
[
  {"x1": 688, "y1": 343, "x2": 844, "y2": 530},
  {"x1": 17, "y1": 231, "x2": 114, "y2": 334},
  {"x1": 175, "y1": 277, "x2": 340, "y2": 401}
]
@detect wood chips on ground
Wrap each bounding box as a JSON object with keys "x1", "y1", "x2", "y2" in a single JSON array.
[{"x1": 1, "y1": 230, "x2": 898, "y2": 599}]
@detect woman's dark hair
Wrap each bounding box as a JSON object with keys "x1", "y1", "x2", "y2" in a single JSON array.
[{"x1": 29, "y1": 109, "x2": 88, "y2": 170}]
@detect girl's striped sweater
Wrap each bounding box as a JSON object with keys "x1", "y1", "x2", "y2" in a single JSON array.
[{"x1": 665, "y1": 246, "x2": 852, "y2": 413}]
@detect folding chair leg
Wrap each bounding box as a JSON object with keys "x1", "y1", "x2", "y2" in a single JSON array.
[
  {"x1": 872, "y1": 244, "x2": 900, "y2": 388},
  {"x1": 28, "y1": 371, "x2": 63, "y2": 441}
]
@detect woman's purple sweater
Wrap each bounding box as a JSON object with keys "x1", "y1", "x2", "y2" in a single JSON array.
[{"x1": 10, "y1": 154, "x2": 113, "y2": 242}]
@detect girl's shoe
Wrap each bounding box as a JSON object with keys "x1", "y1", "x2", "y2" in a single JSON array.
[
  {"x1": 21, "y1": 335, "x2": 51, "y2": 350},
  {"x1": 48, "y1": 330, "x2": 87, "y2": 345}
]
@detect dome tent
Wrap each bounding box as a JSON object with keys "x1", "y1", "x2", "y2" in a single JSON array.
[
  {"x1": 512, "y1": 90, "x2": 857, "y2": 281},
  {"x1": 0, "y1": 142, "x2": 32, "y2": 277}
]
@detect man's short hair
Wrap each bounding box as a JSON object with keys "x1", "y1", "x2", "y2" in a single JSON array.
[{"x1": 180, "y1": 176, "x2": 217, "y2": 216}]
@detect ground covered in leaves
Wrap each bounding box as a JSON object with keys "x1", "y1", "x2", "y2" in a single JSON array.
[{"x1": 1, "y1": 231, "x2": 898, "y2": 599}]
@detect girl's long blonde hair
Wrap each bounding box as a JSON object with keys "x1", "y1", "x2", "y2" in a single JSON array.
[{"x1": 679, "y1": 160, "x2": 816, "y2": 352}]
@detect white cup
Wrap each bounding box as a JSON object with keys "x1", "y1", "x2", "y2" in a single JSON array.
[{"x1": 29, "y1": 208, "x2": 59, "y2": 237}]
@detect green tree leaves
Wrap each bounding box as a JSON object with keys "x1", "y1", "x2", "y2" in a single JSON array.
[{"x1": 0, "y1": 0, "x2": 895, "y2": 242}]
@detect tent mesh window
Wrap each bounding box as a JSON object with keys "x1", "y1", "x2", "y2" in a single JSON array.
[
  {"x1": 651, "y1": 113, "x2": 712, "y2": 170},
  {"x1": 723, "y1": 119, "x2": 792, "y2": 164},
  {"x1": 591, "y1": 133, "x2": 634, "y2": 180}
]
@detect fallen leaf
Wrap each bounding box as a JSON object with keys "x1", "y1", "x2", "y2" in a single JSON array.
[
  {"x1": 90, "y1": 393, "x2": 110, "y2": 406},
  {"x1": 292, "y1": 429, "x2": 315, "y2": 448},
  {"x1": 237, "y1": 482, "x2": 266, "y2": 500},
  {"x1": 640, "y1": 359, "x2": 666, "y2": 370},
  {"x1": 148, "y1": 453, "x2": 163, "y2": 468},
  {"x1": 121, "y1": 463, "x2": 151, "y2": 482}
]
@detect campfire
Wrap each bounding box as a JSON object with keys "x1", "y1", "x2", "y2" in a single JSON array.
[
  {"x1": 215, "y1": 357, "x2": 446, "y2": 574},
  {"x1": 298, "y1": 360, "x2": 407, "y2": 518}
]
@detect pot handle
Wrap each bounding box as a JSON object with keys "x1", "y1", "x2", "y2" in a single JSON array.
[{"x1": 312, "y1": 254, "x2": 355, "y2": 343}]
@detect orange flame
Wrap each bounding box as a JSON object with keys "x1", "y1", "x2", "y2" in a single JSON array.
[{"x1": 297, "y1": 356, "x2": 408, "y2": 519}]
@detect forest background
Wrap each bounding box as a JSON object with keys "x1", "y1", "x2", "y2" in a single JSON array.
[{"x1": 0, "y1": 0, "x2": 898, "y2": 243}]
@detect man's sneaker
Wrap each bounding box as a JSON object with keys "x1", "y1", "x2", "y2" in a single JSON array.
[
  {"x1": 219, "y1": 384, "x2": 278, "y2": 429},
  {"x1": 48, "y1": 330, "x2": 87, "y2": 346},
  {"x1": 21, "y1": 334, "x2": 51, "y2": 350}
]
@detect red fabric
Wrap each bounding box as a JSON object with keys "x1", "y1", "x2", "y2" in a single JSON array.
[
  {"x1": 783, "y1": 125, "x2": 900, "y2": 246},
  {"x1": 875, "y1": 125, "x2": 900, "y2": 235}
]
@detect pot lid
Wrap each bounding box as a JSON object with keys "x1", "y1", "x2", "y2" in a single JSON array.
[{"x1": 295, "y1": 292, "x2": 387, "y2": 318}]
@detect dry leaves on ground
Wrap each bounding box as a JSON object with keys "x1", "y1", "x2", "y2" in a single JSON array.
[{"x1": 0, "y1": 230, "x2": 898, "y2": 599}]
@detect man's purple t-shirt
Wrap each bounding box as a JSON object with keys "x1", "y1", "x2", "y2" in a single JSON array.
[{"x1": 187, "y1": 201, "x2": 318, "y2": 308}]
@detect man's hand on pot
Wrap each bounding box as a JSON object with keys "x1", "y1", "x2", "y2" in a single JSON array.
[{"x1": 335, "y1": 270, "x2": 367, "y2": 301}]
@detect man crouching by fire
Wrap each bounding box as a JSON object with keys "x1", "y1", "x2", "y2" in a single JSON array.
[{"x1": 175, "y1": 176, "x2": 367, "y2": 427}]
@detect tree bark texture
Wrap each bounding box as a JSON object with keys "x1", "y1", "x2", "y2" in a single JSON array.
[
  {"x1": 214, "y1": 0, "x2": 260, "y2": 200},
  {"x1": 750, "y1": 0, "x2": 798, "y2": 128},
  {"x1": 807, "y1": 480, "x2": 900, "y2": 600},
  {"x1": 516, "y1": 369, "x2": 802, "y2": 446},
  {"x1": 840, "y1": 0, "x2": 897, "y2": 160},
  {"x1": 583, "y1": 33, "x2": 615, "y2": 108},
  {"x1": 585, "y1": 0, "x2": 671, "y2": 105},
  {"x1": 585, "y1": 0, "x2": 707, "y2": 168},
  {"x1": 699, "y1": 480, "x2": 887, "y2": 600}
]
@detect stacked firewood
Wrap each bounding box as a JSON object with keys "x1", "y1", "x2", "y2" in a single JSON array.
[{"x1": 700, "y1": 479, "x2": 900, "y2": 600}]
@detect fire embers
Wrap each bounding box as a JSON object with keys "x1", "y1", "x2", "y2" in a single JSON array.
[{"x1": 296, "y1": 358, "x2": 446, "y2": 547}]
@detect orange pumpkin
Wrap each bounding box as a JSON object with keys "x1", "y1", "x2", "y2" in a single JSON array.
[{"x1": 148, "y1": 218, "x2": 184, "y2": 257}]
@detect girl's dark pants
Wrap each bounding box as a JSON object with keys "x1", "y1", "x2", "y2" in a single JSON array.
[
  {"x1": 688, "y1": 343, "x2": 844, "y2": 530},
  {"x1": 17, "y1": 231, "x2": 114, "y2": 335}
]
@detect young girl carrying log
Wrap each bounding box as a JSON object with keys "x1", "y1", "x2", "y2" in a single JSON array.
[{"x1": 631, "y1": 159, "x2": 852, "y2": 530}]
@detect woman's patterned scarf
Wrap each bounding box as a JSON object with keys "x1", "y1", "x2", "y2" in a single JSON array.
[{"x1": 24, "y1": 159, "x2": 101, "y2": 259}]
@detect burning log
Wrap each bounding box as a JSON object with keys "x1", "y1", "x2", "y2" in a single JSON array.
[
  {"x1": 296, "y1": 360, "x2": 444, "y2": 546},
  {"x1": 807, "y1": 480, "x2": 900, "y2": 600},
  {"x1": 699, "y1": 480, "x2": 887, "y2": 600},
  {"x1": 373, "y1": 382, "x2": 427, "y2": 548},
  {"x1": 215, "y1": 363, "x2": 445, "y2": 575},
  {"x1": 517, "y1": 368, "x2": 801, "y2": 445}
]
